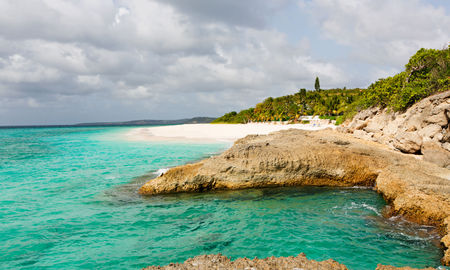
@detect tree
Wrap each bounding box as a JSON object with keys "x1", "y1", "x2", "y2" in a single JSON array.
[
  {"x1": 299, "y1": 88, "x2": 306, "y2": 97},
  {"x1": 314, "y1": 77, "x2": 320, "y2": 91}
]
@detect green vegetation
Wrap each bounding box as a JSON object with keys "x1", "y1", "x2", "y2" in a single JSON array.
[
  {"x1": 359, "y1": 46, "x2": 449, "y2": 111},
  {"x1": 212, "y1": 46, "x2": 449, "y2": 124},
  {"x1": 212, "y1": 88, "x2": 363, "y2": 123}
]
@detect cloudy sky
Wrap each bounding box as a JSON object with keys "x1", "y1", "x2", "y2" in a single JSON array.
[{"x1": 0, "y1": 0, "x2": 449, "y2": 125}]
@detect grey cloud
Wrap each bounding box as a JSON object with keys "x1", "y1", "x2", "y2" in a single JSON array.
[
  {"x1": 154, "y1": 0, "x2": 293, "y2": 28},
  {"x1": 304, "y1": 0, "x2": 450, "y2": 69},
  {"x1": 3, "y1": 0, "x2": 443, "y2": 125}
]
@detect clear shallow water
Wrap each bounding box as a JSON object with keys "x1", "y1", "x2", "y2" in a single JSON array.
[{"x1": 0, "y1": 127, "x2": 443, "y2": 269}]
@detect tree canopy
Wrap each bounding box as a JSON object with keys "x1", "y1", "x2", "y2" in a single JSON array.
[{"x1": 212, "y1": 46, "x2": 449, "y2": 124}]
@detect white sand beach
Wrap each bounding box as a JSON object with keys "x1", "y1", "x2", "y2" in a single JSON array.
[{"x1": 125, "y1": 123, "x2": 336, "y2": 143}]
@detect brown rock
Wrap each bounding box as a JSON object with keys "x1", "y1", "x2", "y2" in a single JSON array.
[
  {"x1": 143, "y1": 253, "x2": 348, "y2": 270},
  {"x1": 349, "y1": 119, "x2": 368, "y2": 131},
  {"x1": 393, "y1": 132, "x2": 423, "y2": 153},
  {"x1": 354, "y1": 130, "x2": 375, "y2": 141},
  {"x1": 418, "y1": 125, "x2": 442, "y2": 140},
  {"x1": 443, "y1": 142, "x2": 450, "y2": 152},
  {"x1": 442, "y1": 128, "x2": 450, "y2": 143},
  {"x1": 342, "y1": 91, "x2": 450, "y2": 167},
  {"x1": 426, "y1": 113, "x2": 448, "y2": 127},
  {"x1": 376, "y1": 265, "x2": 435, "y2": 270},
  {"x1": 364, "y1": 111, "x2": 390, "y2": 133},
  {"x1": 421, "y1": 142, "x2": 450, "y2": 169}
]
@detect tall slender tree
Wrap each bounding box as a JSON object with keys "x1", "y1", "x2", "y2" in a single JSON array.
[{"x1": 314, "y1": 76, "x2": 320, "y2": 91}]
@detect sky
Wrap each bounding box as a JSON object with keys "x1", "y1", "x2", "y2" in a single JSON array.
[{"x1": 0, "y1": 0, "x2": 449, "y2": 125}]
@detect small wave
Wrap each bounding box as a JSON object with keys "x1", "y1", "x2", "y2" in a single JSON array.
[
  {"x1": 350, "y1": 186, "x2": 372, "y2": 189},
  {"x1": 347, "y1": 202, "x2": 381, "y2": 215},
  {"x1": 155, "y1": 168, "x2": 169, "y2": 176}
]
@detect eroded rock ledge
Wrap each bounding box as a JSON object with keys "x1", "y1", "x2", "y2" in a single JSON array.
[
  {"x1": 143, "y1": 253, "x2": 347, "y2": 270},
  {"x1": 139, "y1": 129, "x2": 450, "y2": 266},
  {"x1": 142, "y1": 253, "x2": 435, "y2": 270}
]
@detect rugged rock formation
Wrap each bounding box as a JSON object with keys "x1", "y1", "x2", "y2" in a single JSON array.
[
  {"x1": 340, "y1": 91, "x2": 450, "y2": 169},
  {"x1": 142, "y1": 253, "x2": 437, "y2": 270},
  {"x1": 143, "y1": 253, "x2": 348, "y2": 270},
  {"x1": 139, "y1": 129, "x2": 450, "y2": 265},
  {"x1": 375, "y1": 266, "x2": 435, "y2": 270}
]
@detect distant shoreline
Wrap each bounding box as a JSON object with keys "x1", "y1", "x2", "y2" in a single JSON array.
[
  {"x1": 0, "y1": 117, "x2": 216, "y2": 129},
  {"x1": 0, "y1": 124, "x2": 182, "y2": 129},
  {"x1": 125, "y1": 122, "x2": 336, "y2": 143}
]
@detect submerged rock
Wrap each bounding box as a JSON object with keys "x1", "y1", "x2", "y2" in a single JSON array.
[
  {"x1": 376, "y1": 265, "x2": 435, "y2": 270},
  {"x1": 142, "y1": 253, "x2": 348, "y2": 270},
  {"x1": 139, "y1": 129, "x2": 450, "y2": 265},
  {"x1": 142, "y1": 253, "x2": 438, "y2": 270}
]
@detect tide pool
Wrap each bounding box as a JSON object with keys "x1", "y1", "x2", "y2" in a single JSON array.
[{"x1": 0, "y1": 127, "x2": 443, "y2": 269}]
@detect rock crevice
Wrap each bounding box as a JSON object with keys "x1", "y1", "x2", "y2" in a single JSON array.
[{"x1": 340, "y1": 91, "x2": 450, "y2": 168}]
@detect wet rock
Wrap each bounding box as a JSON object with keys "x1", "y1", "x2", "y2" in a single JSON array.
[
  {"x1": 376, "y1": 265, "x2": 435, "y2": 270},
  {"x1": 143, "y1": 253, "x2": 348, "y2": 270}
]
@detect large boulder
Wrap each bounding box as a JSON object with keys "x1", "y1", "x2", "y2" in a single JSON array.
[
  {"x1": 363, "y1": 110, "x2": 391, "y2": 133},
  {"x1": 425, "y1": 112, "x2": 448, "y2": 127},
  {"x1": 422, "y1": 142, "x2": 450, "y2": 169},
  {"x1": 393, "y1": 132, "x2": 423, "y2": 154},
  {"x1": 418, "y1": 124, "x2": 443, "y2": 141}
]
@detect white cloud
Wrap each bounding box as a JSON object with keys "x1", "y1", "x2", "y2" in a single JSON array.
[
  {"x1": 114, "y1": 7, "x2": 130, "y2": 25},
  {"x1": 0, "y1": 0, "x2": 447, "y2": 124},
  {"x1": 304, "y1": 0, "x2": 450, "y2": 67},
  {"x1": 77, "y1": 75, "x2": 101, "y2": 87},
  {"x1": 0, "y1": 54, "x2": 60, "y2": 83}
]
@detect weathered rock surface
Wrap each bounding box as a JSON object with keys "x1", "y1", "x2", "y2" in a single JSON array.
[
  {"x1": 143, "y1": 254, "x2": 439, "y2": 269},
  {"x1": 375, "y1": 266, "x2": 435, "y2": 270},
  {"x1": 341, "y1": 91, "x2": 450, "y2": 168},
  {"x1": 139, "y1": 129, "x2": 450, "y2": 265},
  {"x1": 143, "y1": 253, "x2": 348, "y2": 270}
]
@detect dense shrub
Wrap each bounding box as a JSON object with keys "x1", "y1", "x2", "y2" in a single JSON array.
[
  {"x1": 213, "y1": 46, "x2": 449, "y2": 124},
  {"x1": 360, "y1": 46, "x2": 449, "y2": 111}
]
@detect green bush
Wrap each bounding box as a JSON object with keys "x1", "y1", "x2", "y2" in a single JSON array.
[
  {"x1": 213, "y1": 46, "x2": 449, "y2": 124},
  {"x1": 359, "y1": 46, "x2": 449, "y2": 112}
]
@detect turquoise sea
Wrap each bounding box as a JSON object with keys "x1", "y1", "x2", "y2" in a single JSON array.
[{"x1": 0, "y1": 126, "x2": 444, "y2": 269}]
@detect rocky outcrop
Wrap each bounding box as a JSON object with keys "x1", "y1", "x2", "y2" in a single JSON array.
[
  {"x1": 375, "y1": 266, "x2": 435, "y2": 270},
  {"x1": 143, "y1": 253, "x2": 439, "y2": 270},
  {"x1": 139, "y1": 129, "x2": 450, "y2": 265},
  {"x1": 340, "y1": 91, "x2": 450, "y2": 168},
  {"x1": 143, "y1": 253, "x2": 348, "y2": 270}
]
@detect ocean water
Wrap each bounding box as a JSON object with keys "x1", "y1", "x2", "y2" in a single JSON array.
[{"x1": 0, "y1": 127, "x2": 444, "y2": 270}]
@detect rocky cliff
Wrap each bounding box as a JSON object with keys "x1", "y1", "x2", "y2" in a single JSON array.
[
  {"x1": 139, "y1": 129, "x2": 450, "y2": 265},
  {"x1": 340, "y1": 91, "x2": 450, "y2": 169}
]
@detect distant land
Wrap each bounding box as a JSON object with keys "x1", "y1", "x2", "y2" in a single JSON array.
[{"x1": 0, "y1": 117, "x2": 216, "y2": 128}]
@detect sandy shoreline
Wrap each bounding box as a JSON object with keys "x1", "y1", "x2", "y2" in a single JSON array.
[{"x1": 125, "y1": 123, "x2": 336, "y2": 143}]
